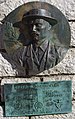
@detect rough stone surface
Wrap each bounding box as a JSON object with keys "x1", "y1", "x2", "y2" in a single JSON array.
[
  {"x1": 70, "y1": 22, "x2": 75, "y2": 46},
  {"x1": 64, "y1": 0, "x2": 75, "y2": 20},
  {"x1": 0, "y1": 0, "x2": 24, "y2": 21},
  {"x1": 43, "y1": 0, "x2": 75, "y2": 20},
  {"x1": 0, "y1": 0, "x2": 75, "y2": 119}
]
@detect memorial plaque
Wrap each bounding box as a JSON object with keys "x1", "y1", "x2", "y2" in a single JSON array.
[
  {"x1": 2, "y1": 1, "x2": 71, "y2": 76},
  {"x1": 4, "y1": 81, "x2": 72, "y2": 117}
]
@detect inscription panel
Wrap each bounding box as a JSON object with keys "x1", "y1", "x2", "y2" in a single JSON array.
[{"x1": 4, "y1": 81, "x2": 72, "y2": 117}]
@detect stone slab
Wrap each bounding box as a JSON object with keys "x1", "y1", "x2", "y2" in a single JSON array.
[
  {"x1": 64, "y1": 0, "x2": 75, "y2": 20},
  {"x1": 4, "y1": 80, "x2": 72, "y2": 117},
  {"x1": 69, "y1": 22, "x2": 75, "y2": 46}
]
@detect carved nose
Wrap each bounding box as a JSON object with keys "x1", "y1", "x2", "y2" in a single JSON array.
[{"x1": 33, "y1": 25, "x2": 36, "y2": 31}]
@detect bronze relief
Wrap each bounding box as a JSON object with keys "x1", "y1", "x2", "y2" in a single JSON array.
[{"x1": 2, "y1": 1, "x2": 71, "y2": 76}]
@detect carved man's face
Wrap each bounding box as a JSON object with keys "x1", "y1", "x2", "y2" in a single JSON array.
[{"x1": 24, "y1": 19, "x2": 51, "y2": 44}]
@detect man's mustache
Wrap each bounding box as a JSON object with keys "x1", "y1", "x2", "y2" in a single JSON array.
[{"x1": 31, "y1": 31, "x2": 40, "y2": 36}]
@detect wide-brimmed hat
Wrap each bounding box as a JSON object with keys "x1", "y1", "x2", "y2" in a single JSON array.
[{"x1": 13, "y1": 9, "x2": 57, "y2": 27}]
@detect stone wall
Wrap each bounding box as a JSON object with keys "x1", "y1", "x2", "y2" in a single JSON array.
[{"x1": 0, "y1": 0, "x2": 75, "y2": 119}]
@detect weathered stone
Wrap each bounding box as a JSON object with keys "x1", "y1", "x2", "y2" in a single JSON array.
[
  {"x1": 0, "y1": 0, "x2": 24, "y2": 21},
  {"x1": 64, "y1": 0, "x2": 75, "y2": 20},
  {"x1": 45, "y1": 0, "x2": 75, "y2": 20},
  {"x1": 1, "y1": 77, "x2": 40, "y2": 85},
  {"x1": 69, "y1": 22, "x2": 75, "y2": 46},
  {"x1": 0, "y1": 53, "x2": 17, "y2": 76},
  {"x1": 0, "y1": 0, "x2": 5, "y2": 4}
]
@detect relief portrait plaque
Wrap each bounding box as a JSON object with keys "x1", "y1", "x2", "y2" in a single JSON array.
[
  {"x1": 4, "y1": 80, "x2": 72, "y2": 117},
  {"x1": 2, "y1": 1, "x2": 71, "y2": 76}
]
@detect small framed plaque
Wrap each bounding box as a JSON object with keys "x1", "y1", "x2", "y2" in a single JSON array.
[{"x1": 4, "y1": 80, "x2": 72, "y2": 117}]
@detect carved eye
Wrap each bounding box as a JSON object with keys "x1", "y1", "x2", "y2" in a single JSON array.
[
  {"x1": 35, "y1": 23, "x2": 42, "y2": 29},
  {"x1": 48, "y1": 25, "x2": 52, "y2": 30}
]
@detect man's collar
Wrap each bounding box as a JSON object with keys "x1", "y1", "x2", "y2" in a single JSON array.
[{"x1": 37, "y1": 39, "x2": 49, "y2": 51}]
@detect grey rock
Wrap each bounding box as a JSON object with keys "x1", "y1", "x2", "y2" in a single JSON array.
[{"x1": 70, "y1": 22, "x2": 75, "y2": 46}]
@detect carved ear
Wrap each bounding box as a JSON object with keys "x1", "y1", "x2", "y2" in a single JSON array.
[{"x1": 48, "y1": 24, "x2": 52, "y2": 31}]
